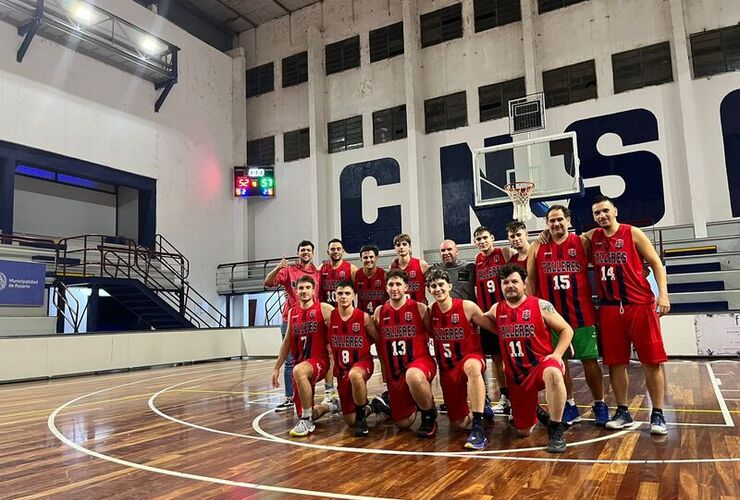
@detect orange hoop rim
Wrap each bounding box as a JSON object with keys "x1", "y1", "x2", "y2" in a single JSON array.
[{"x1": 504, "y1": 181, "x2": 535, "y2": 194}]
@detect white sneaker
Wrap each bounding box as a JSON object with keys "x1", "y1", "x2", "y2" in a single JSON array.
[
  {"x1": 321, "y1": 391, "x2": 334, "y2": 405},
  {"x1": 290, "y1": 418, "x2": 315, "y2": 437}
]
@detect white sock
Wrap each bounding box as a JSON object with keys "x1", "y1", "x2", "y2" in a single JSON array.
[
  {"x1": 301, "y1": 409, "x2": 312, "y2": 420},
  {"x1": 567, "y1": 398, "x2": 576, "y2": 406},
  {"x1": 594, "y1": 399, "x2": 605, "y2": 403},
  {"x1": 383, "y1": 382, "x2": 388, "y2": 392}
]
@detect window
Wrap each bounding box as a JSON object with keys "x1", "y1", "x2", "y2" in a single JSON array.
[
  {"x1": 370, "y1": 22, "x2": 404, "y2": 62},
  {"x1": 328, "y1": 116, "x2": 363, "y2": 153},
  {"x1": 612, "y1": 42, "x2": 673, "y2": 93},
  {"x1": 424, "y1": 92, "x2": 467, "y2": 133},
  {"x1": 373, "y1": 105, "x2": 407, "y2": 144},
  {"x1": 420, "y1": 4, "x2": 463, "y2": 48},
  {"x1": 538, "y1": 0, "x2": 589, "y2": 14},
  {"x1": 247, "y1": 137, "x2": 275, "y2": 166},
  {"x1": 325, "y1": 36, "x2": 361, "y2": 75},
  {"x1": 284, "y1": 128, "x2": 310, "y2": 161},
  {"x1": 474, "y1": 0, "x2": 521, "y2": 32},
  {"x1": 543, "y1": 60, "x2": 597, "y2": 108},
  {"x1": 690, "y1": 25, "x2": 740, "y2": 78},
  {"x1": 282, "y1": 52, "x2": 308, "y2": 88},
  {"x1": 478, "y1": 77, "x2": 526, "y2": 122},
  {"x1": 246, "y1": 62, "x2": 274, "y2": 98}
]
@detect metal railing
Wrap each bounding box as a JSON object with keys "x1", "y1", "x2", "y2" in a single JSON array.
[
  {"x1": 54, "y1": 234, "x2": 226, "y2": 328},
  {"x1": 51, "y1": 281, "x2": 86, "y2": 333}
]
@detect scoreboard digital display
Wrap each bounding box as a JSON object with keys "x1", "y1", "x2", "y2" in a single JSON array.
[{"x1": 234, "y1": 166, "x2": 275, "y2": 198}]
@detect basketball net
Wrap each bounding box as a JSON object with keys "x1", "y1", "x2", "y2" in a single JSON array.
[{"x1": 504, "y1": 181, "x2": 535, "y2": 221}]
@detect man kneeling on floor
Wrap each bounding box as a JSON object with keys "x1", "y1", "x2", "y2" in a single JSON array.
[
  {"x1": 485, "y1": 264, "x2": 573, "y2": 453},
  {"x1": 271, "y1": 276, "x2": 339, "y2": 437}
]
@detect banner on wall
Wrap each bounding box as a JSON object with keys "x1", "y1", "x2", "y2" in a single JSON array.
[
  {"x1": 0, "y1": 260, "x2": 45, "y2": 306},
  {"x1": 694, "y1": 313, "x2": 740, "y2": 356}
]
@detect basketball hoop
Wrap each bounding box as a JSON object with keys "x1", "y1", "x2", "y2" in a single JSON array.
[{"x1": 505, "y1": 181, "x2": 535, "y2": 221}]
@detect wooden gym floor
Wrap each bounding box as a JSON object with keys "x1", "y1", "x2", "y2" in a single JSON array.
[{"x1": 0, "y1": 359, "x2": 738, "y2": 499}]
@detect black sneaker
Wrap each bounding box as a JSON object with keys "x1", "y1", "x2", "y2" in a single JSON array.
[
  {"x1": 417, "y1": 408, "x2": 438, "y2": 438},
  {"x1": 369, "y1": 394, "x2": 391, "y2": 416},
  {"x1": 274, "y1": 398, "x2": 294, "y2": 413},
  {"x1": 438, "y1": 403, "x2": 448, "y2": 414},
  {"x1": 536, "y1": 405, "x2": 551, "y2": 427},
  {"x1": 547, "y1": 421, "x2": 566, "y2": 453},
  {"x1": 355, "y1": 415, "x2": 369, "y2": 437}
]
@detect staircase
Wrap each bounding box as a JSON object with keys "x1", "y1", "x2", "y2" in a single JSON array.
[
  {"x1": 655, "y1": 220, "x2": 740, "y2": 313},
  {"x1": 54, "y1": 234, "x2": 225, "y2": 330}
]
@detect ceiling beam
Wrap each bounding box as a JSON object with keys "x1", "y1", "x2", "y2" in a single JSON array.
[
  {"x1": 270, "y1": 0, "x2": 291, "y2": 15},
  {"x1": 212, "y1": 0, "x2": 257, "y2": 28}
]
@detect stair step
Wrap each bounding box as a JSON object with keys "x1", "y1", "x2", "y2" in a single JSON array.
[
  {"x1": 671, "y1": 301, "x2": 729, "y2": 313},
  {"x1": 664, "y1": 246, "x2": 717, "y2": 257},
  {"x1": 666, "y1": 262, "x2": 722, "y2": 274},
  {"x1": 668, "y1": 281, "x2": 725, "y2": 293}
]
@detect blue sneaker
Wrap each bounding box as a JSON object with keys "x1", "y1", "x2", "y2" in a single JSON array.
[
  {"x1": 563, "y1": 402, "x2": 581, "y2": 426},
  {"x1": 592, "y1": 401, "x2": 609, "y2": 427},
  {"x1": 464, "y1": 424, "x2": 488, "y2": 450},
  {"x1": 483, "y1": 401, "x2": 494, "y2": 421},
  {"x1": 650, "y1": 411, "x2": 668, "y2": 435},
  {"x1": 605, "y1": 407, "x2": 634, "y2": 430}
]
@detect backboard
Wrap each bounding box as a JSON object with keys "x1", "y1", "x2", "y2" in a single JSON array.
[{"x1": 472, "y1": 131, "x2": 583, "y2": 208}]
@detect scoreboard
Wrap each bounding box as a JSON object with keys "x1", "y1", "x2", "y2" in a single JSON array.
[{"x1": 234, "y1": 166, "x2": 275, "y2": 198}]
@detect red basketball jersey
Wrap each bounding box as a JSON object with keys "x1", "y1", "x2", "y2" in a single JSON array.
[
  {"x1": 535, "y1": 233, "x2": 597, "y2": 328},
  {"x1": 354, "y1": 267, "x2": 388, "y2": 314},
  {"x1": 591, "y1": 224, "x2": 655, "y2": 305},
  {"x1": 377, "y1": 299, "x2": 431, "y2": 382},
  {"x1": 328, "y1": 307, "x2": 373, "y2": 379},
  {"x1": 496, "y1": 296, "x2": 553, "y2": 385},
  {"x1": 430, "y1": 299, "x2": 483, "y2": 372},
  {"x1": 288, "y1": 303, "x2": 329, "y2": 364},
  {"x1": 513, "y1": 253, "x2": 529, "y2": 265},
  {"x1": 474, "y1": 248, "x2": 507, "y2": 310},
  {"x1": 320, "y1": 260, "x2": 353, "y2": 306},
  {"x1": 390, "y1": 257, "x2": 427, "y2": 304}
]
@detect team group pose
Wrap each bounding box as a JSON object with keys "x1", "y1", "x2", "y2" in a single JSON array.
[{"x1": 267, "y1": 195, "x2": 672, "y2": 451}]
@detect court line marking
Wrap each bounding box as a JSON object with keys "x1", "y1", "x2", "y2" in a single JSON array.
[
  {"x1": 706, "y1": 362, "x2": 734, "y2": 427},
  {"x1": 47, "y1": 365, "x2": 395, "y2": 500}
]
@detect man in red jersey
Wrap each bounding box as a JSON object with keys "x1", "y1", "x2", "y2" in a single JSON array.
[
  {"x1": 354, "y1": 244, "x2": 388, "y2": 315},
  {"x1": 329, "y1": 281, "x2": 391, "y2": 436},
  {"x1": 585, "y1": 195, "x2": 670, "y2": 435},
  {"x1": 389, "y1": 233, "x2": 429, "y2": 304},
  {"x1": 319, "y1": 239, "x2": 358, "y2": 404},
  {"x1": 473, "y1": 225, "x2": 515, "y2": 415},
  {"x1": 264, "y1": 240, "x2": 321, "y2": 412},
  {"x1": 426, "y1": 268, "x2": 497, "y2": 450},
  {"x1": 354, "y1": 244, "x2": 391, "y2": 404},
  {"x1": 486, "y1": 264, "x2": 573, "y2": 453},
  {"x1": 527, "y1": 205, "x2": 608, "y2": 427},
  {"x1": 372, "y1": 269, "x2": 438, "y2": 437},
  {"x1": 271, "y1": 276, "x2": 338, "y2": 437},
  {"x1": 506, "y1": 221, "x2": 531, "y2": 266}
]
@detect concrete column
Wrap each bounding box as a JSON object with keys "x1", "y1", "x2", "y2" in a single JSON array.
[
  {"x1": 307, "y1": 26, "x2": 330, "y2": 247},
  {"x1": 591, "y1": 0, "x2": 613, "y2": 97},
  {"x1": 402, "y1": 0, "x2": 425, "y2": 249},
  {"x1": 668, "y1": 0, "x2": 708, "y2": 237},
  {"x1": 227, "y1": 47, "x2": 249, "y2": 259},
  {"x1": 520, "y1": 0, "x2": 539, "y2": 94}
]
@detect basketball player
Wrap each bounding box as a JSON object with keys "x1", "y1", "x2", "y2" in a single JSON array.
[
  {"x1": 473, "y1": 226, "x2": 514, "y2": 414},
  {"x1": 264, "y1": 240, "x2": 321, "y2": 412},
  {"x1": 486, "y1": 264, "x2": 573, "y2": 453},
  {"x1": 271, "y1": 276, "x2": 338, "y2": 437},
  {"x1": 354, "y1": 244, "x2": 388, "y2": 315},
  {"x1": 586, "y1": 195, "x2": 670, "y2": 435},
  {"x1": 328, "y1": 281, "x2": 390, "y2": 436},
  {"x1": 389, "y1": 233, "x2": 429, "y2": 304},
  {"x1": 373, "y1": 269, "x2": 438, "y2": 437},
  {"x1": 319, "y1": 239, "x2": 357, "y2": 403},
  {"x1": 426, "y1": 268, "x2": 497, "y2": 450},
  {"x1": 506, "y1": 221, "x2": 530, "y2": 265},
  {"x1": 526, "y1": 205, "x2": 608, "y2": 426}
]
